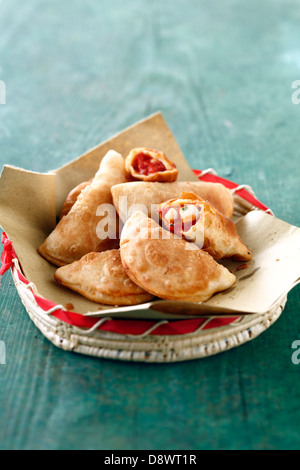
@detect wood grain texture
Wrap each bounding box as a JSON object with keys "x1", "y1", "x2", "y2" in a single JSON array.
[{"x1": 0, "y1": 0, "x2": 300, "y2": 450}]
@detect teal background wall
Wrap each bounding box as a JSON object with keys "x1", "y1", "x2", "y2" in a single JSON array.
[{"x1": 0, "y1": 0, "x2": 300, "y2": 450}]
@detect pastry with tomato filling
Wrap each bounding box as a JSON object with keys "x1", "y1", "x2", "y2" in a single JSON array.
[
  {"x1": 120, "y1": 210, "x2": 236, "y2": 303},
  {"x1": 125, "y1": 148, "x2": 178, "y2": 182},
  {"x1": 54, "y1": 250, "x2": 154, "y2": 306},
  {"x1": 38, "y1": 150, "x2": 127, "y2": 267},
  {"x1": 158, "y1": 192, "x2": 252, "y2": 261}
]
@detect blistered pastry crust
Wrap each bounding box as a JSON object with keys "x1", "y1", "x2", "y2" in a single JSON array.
[
  {"x1": 120, "y1": 210, "x2": 236, "y2": 302},
  {"x1": 54, "y1": 250, "x2": 154, "y2": 305}
]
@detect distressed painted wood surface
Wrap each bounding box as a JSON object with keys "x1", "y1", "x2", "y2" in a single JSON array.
[{"x1": 0, "y1": 0, "x2": 300, "y2": 450}]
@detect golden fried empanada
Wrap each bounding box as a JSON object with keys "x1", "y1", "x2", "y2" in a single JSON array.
[
  {"x1": 120, "y1": 211, "x2": 236, "y2": 303},
  {"x1": 158, "y1": 192, "x2": 252, "y2": 261},
  {"x1": 38, "y1": 150, "x2": 127, "y2": 267},
  {"x1": 60, "y1": 179, "x2": 93, "y2": 219},
  {"x1": 54, "y1": 250, "x2": 154, "y2": 306},
  {"x1": 111, "y1": 180, "x2": 234, "y2": 222},
  {"x1": 125, "y1": 147, "x2": 178, "y2": 182}
]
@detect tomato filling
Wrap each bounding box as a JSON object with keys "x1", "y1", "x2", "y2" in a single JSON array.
[
  {"x1": 132, "y1": 152, "x2": 166, "y2": 175},
  {"x1": 158, "y1": 204, "x2": 202, "y2": 236}
]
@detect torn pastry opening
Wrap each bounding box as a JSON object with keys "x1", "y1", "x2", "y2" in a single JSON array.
[
  {"x1": 158, "y1": 192, "x2": 252, "y2": 261},
  {"x1": 125, "y1": 147, "x2": 178, "y2": 182},
  {"x1": 158, "y1": 199, "x2": 203, "y2": 239}
]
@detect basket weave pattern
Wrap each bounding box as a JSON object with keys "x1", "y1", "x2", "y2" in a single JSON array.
[
  {"x1": 12, "y1": 263, "x2": 285, "y2": 362},
  {"x1": 7, "y1": 169, "x2": 284, "y2": 362}
]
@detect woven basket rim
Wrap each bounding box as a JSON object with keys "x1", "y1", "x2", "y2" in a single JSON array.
[
  {"x1": 12, "y1": 262, "x2": 286, "y2": 362},
  {"x1": 5, "y1": 168, "x2": 285, "y2": 362}
]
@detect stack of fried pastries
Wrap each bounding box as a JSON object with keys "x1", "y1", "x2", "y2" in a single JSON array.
[{"x1": 38, "y1": 149, "x2": 252, "y2": 307}]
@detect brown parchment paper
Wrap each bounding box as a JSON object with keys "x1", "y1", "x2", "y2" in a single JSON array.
[
  {"x1": 1, "y1": 112, "x2": 300, "y2": 320},
  {"x1": 54, "y1": 112, "x2": 199, "y2": 214}
]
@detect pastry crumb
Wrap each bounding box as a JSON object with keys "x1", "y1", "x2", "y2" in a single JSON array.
[
  {"x1": 64, "y1": 303, "x2": 74, "y2": 311},
  {"x1": 236, "y1": 263, "x2": 249, "y2": 271}
]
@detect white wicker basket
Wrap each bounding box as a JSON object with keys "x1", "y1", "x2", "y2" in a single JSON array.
[
  {"x1": 12, "y1": 261, "x2": 286, "y2": 362},
  {"x1": 8, "y1": 170, "x2": 285, "y2": 363}
]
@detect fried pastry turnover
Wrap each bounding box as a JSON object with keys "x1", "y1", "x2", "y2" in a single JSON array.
[
  {"x1": 54, "y1": 250, "x2": 154, "y2": 306},
  {"x1": 60, "y1": 179, "x2": 93, "y2": 219},
  {"x1": 125, "y1": 148, "x2": 178, "y2": 182},
  {"x1": 120, "y1": 210, "x2": 236, "y2": 303},
  {"x1": 111, "y1": 180, "x2": 234, "y2": 222},
  {"x1": 158, "y1": 192, "x2": 252, "y2": 261},
  {"x1": 38, "y1": 150, "x2": 127, "y2": 267}
]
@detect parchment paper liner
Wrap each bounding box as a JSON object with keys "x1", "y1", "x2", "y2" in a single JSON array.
[{"x1": 1, "y1": 112, "x2": 300, "y2": 320}]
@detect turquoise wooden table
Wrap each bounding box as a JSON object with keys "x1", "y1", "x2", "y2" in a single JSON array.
[{"x1": 1, "y1": 0, "x2": 300, "y2": 450}]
